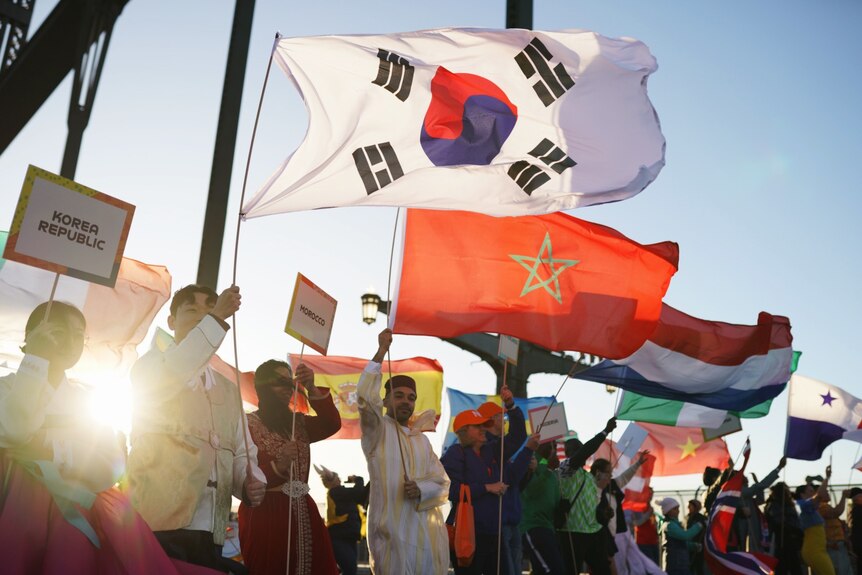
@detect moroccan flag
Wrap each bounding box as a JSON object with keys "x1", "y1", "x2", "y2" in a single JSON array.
[
  {"x1": 0, "y1": 230, "x2": 171, "y2": 375},
  {"x1": 785, "y1": 375, "x2": 862, "y2": 460},
  {"x1": 242, "y1": 28, "x2": 665, "y2": 218},
  {"x1": 577, "y1": 304, "x2": 793, "y2": 411},
  {"x1": 636, "y1": 422, "x2": 729, "y2": 476},
  {"x1": 443, "y1": 388, "x2": 553, "y2": 453},
  {"x1": 391, "y1": 209, "x2": 678, "y2": 358},
  {"x1": 288, "y1": 354, "x2": 444, "y2": 439},
  {"x1": 705, "y1": 441, "x2": 777, "y2": 574}
]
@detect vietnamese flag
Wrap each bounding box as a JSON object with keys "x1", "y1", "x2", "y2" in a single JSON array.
[
  {"x1": 637, "y1": 422, "x2": 730, "y2": 476},
  {"x1": 288, "y1": 354, "x2": 444, "y2": 439},
  {"x1": 391, "y1": 209, "x2": 678, "y2": 358}
]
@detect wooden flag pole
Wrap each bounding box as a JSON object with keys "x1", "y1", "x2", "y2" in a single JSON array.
[
  {"x1": 496, "y1": 362, "x2": 508, "y2": 575},
  {"x1": 39, "y1": 273, "x2": 61, "y2": 325}
]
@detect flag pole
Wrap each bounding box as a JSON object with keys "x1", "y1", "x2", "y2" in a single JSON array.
[
  {"x1": 384, "y1": 208, "x2": 410, "y2": 480},
  {"x1": 286, "y1": 342, "x2": 304, "y2": 575},
  {"x1": 226, "y1": 32, "x2": 279, "y2": 483},
  {"x1": 496, "y1": 363, "x2": 508, "y2": 575},
  {"x1": 849, "y1": 443, "x2": 861, "y2": 486},
  {"x1": 537, "y1": 366, "x2": 576, "y2": 432}
]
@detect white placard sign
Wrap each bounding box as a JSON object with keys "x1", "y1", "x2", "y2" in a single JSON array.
[
  {"x1": 616, "y1": 423, "x2": 648, "y2": 459},
  {"x1": 528, "y1": 402, "x2": 568, "y2": 444},
  {"x1": 497, "y1": 334, "x2": 519, "y2": 365},
  {"x1": 285, "y1": 273, "x2": 337, "y2": 355},
  {"x1": 4, "y1": 165, "x2": 135, "y2": 287},
  {"x1": 702, "y1": 413, "x2": 742, "y2": 442}
]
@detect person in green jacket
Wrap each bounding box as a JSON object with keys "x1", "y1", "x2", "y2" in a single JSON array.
[{"x1": 519, "y1": 442, "x2": 565, "y2": 575}]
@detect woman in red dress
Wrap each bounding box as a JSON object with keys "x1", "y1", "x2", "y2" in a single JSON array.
[
  {"x1": 0, "y1": 301, "x2": 220, "y2": 575},
  {"x1": 238, "y1": 359, "x2": 341, "y2": 575}
]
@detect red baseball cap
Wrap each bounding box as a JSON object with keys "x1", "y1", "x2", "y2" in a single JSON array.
[
  {"x1": 477, "y1": 401, "x2": 506, "y2": 419},
  {"x1": 453, "y1": 409, "x2": 490, "y2": 432}
]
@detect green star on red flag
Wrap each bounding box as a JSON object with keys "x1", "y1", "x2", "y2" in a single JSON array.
[{"x1": 509, "y1": 232, "x2": 579, "y2": 304}]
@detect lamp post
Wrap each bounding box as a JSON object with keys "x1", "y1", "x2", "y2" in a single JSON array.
[{"x1": 361, "y1": 292, "x2": 389, "y2": 325}]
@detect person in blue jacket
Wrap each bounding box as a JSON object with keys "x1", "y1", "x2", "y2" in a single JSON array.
[
  {"x1": 442, "y1": 408, "x2": 538, "y2": 575},
  {"x1": 477, "y1": 385, "x2": 528, "y2": 575}
]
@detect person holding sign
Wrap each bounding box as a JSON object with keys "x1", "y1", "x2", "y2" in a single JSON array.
[
  {"x1": 0, "y1": 302, "x2": 219, "y2": 574},
  {"x1": 357, "y1": 328, "x2": 450, "y2": 575},
  {"x1": 237, "y1": 358, "x2": 341, "y2": 575},
  {"x1": 127, "y1": 284, "x2": 266, "y2": 574}
]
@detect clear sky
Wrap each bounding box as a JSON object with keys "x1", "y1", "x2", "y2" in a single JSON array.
[{"x1": 2, "y1": 0, "x2": 861, "y2": 503}]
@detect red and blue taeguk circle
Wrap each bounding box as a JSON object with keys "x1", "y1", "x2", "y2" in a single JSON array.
[{"x1": 420, "y1": 67, "x2": 518, "y2": 166}]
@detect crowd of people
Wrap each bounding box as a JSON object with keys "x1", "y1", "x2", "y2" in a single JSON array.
[{"x1": 1, "y1": 290, "x2": 861, "y2": 575}]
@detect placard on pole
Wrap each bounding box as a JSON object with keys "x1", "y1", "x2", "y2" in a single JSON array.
[
  {"x1": 284, "y1": 273, "x2": 337, "y2": 355},
  {"x1": 3, "y1": 165, "x2": 135, "y2": 287}
]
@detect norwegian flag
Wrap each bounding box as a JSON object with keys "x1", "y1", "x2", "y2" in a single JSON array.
[{"x1": 704, "y1": 440, "x2": 776, "y2": 575}]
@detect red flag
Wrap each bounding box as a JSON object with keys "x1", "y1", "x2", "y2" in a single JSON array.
[
  {"x1": 392, "y1": 209, "x2": 678, "y2": 358},
  {"x1": 637, "y1": 422, "x2": 730, "y2": 476}
]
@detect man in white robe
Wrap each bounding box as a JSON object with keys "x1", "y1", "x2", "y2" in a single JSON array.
[{"x1": 357, "y1": 329, "x2": 450, "y2": 575}]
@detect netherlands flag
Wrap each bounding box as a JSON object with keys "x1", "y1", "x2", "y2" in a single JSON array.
[
  {"x1": 705, "y1": 441, "x2": 776, "y2": 575},
  {"x1": 575, "y1": 304, "x2": 793, "y2": 411}
]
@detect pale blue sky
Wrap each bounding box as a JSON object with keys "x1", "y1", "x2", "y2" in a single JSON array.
[{"x1": 2, "y1": 1, "x2": 861, "y2": 501}]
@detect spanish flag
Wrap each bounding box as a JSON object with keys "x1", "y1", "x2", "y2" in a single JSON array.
[{"x1": 289, "y1": 354, "x2": 444, "y2": 439}]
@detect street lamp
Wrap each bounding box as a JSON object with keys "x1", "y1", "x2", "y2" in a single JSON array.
[{"x1": 360, "y1": 292, "x2": 390, "y2": 325}]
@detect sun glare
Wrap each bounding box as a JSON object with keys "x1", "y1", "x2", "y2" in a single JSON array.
[{"x1": 87, "y1": 378, "x2": 133, "y2": 436}]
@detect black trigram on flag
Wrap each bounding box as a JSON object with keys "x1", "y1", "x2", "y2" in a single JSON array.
[
  {"x1": 371, "y1": 49, "x2": 414, "y2": 101},
  {"x1": 353, "y1": 142, "x2": 404, "y2": 194},
  {"x1": 514, "y1": 38, "x2": 575, "y2": 107},
  {"x1": 508, "y1": 139, "x2": 576, "y2": 195}
]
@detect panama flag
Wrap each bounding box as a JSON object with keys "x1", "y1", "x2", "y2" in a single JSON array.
[
  {"x1": 785, "y1": 375, "x2": 862, "y2": 460},
  {"x1": 391, "y1": 209, "x2": 678, "y2": 359},
  {"x1": 0, "y1": 231, "x2": 171, "y2": 376},
  {"x1": 576, "y1": 304, "x2": 793, "y2": 411},
  {"x1": 242, "y1": 28, "x2": 665, "y2": 218},
  {"x1": 705, "y1": 441, "x2": 777, "y2": 574}
]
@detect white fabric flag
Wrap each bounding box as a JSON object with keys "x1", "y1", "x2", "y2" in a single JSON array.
[{"x1": 243, "y1": 27, "x2": 665, "y2": 218}]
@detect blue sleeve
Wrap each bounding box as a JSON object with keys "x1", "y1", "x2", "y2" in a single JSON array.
[
  {"x1": 503, "y1": 406, "x2": 527, "y2": 460},
  {"x1": 505, "y1": 439, "x2": 534, "y2": 485}
]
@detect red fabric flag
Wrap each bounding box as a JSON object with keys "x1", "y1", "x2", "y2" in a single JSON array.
[
  {"x1": 392, "y1": 209, "x2": 678, "y2": 358},
  {"x1": 288, "y1": 354, "x2": 444, "y2": 439},
  {"x1": 637, "y1": 422, "x2": 730, "y2": 476}
]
